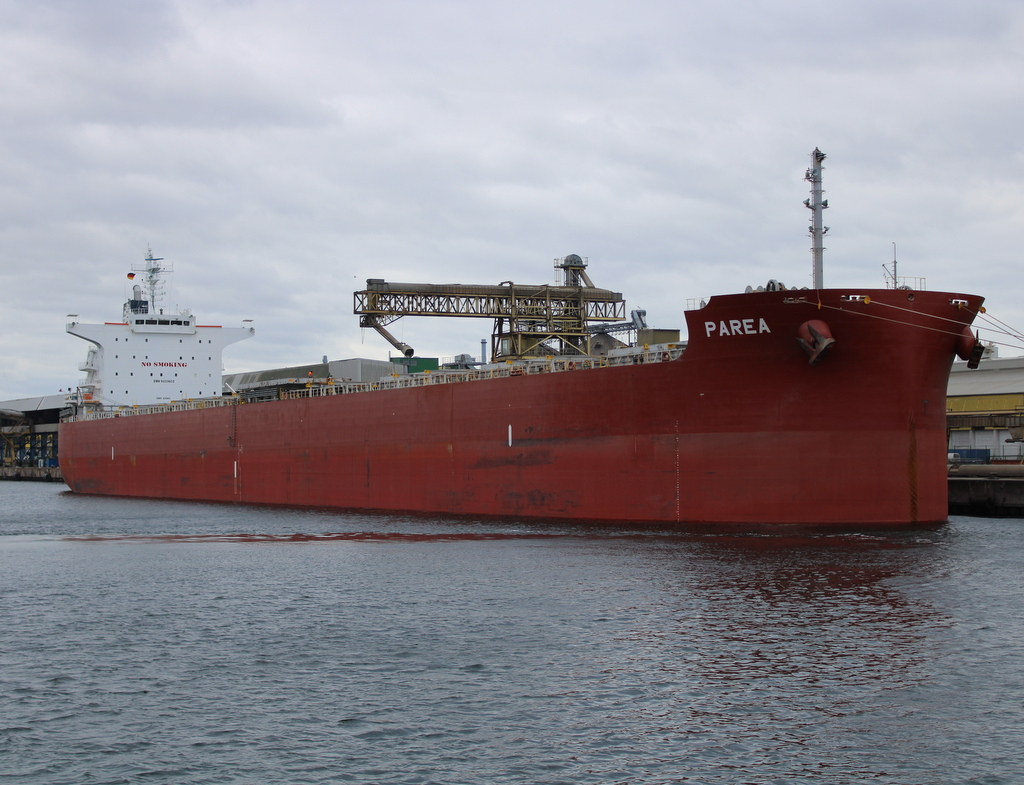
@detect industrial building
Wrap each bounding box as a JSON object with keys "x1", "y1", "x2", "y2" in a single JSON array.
[
  {"x1": 1, "y1": 393, "x2": 64, "y2": 479},
  {"x1": 947, "y1": 354, "x2": 1024, "y2": 462}
]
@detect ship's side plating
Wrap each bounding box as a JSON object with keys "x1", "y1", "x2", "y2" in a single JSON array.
[{"x1": 59, "y1": 287, "x2": 983, "y2": 525}]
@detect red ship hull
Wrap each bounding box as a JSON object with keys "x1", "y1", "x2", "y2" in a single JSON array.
[{"x1": 59, "y1": 289, "x2": 983, "y2": 525}]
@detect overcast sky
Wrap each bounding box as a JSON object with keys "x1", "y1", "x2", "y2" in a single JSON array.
[{"x1": 2, "y1": 0, "x2": 1023, "y2": 401}]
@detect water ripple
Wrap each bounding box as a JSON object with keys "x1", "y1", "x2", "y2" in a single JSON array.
[{"x1": 1, "y1": 485, "x2": 1022, "y2": 784}]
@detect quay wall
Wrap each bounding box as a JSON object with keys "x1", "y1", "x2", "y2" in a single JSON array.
[{"x1": 0, "y1": 465, "x2": 64, "y2": 482}]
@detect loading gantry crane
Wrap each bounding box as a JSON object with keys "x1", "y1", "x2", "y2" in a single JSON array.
[{"x1": 353, "y1": 255, "x2": 626, "y2": 362}]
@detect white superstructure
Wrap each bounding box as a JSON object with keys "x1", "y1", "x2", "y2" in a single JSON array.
[{"x1": 66, "y1": 250, "x2": 254, "y2": 407}]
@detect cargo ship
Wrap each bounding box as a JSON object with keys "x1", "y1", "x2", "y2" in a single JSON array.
[{"x1": 58, "y1": 152, "x2": 987, "y2": 525}]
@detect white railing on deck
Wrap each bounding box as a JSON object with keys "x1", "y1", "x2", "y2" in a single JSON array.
[{"x1": 64, "y1": 346, "x2": 685, "y2": 422}]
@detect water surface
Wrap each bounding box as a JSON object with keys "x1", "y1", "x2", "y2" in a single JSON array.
[{"x1": 2, "y1": 483, "x2": 1022, "y2": 784}]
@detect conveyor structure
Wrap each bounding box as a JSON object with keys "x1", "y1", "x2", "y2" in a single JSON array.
[{"x1": 353, "y1": 255, "x2": 626, "y2": 360}]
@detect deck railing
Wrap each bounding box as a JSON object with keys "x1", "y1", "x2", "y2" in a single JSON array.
[{"x1": 63, "y1": 346, "x2": 685, "y2": 422}]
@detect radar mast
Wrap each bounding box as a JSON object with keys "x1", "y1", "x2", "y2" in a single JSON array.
[
  {"x1": 133, "y1": 247, "x2": 174, "y2": 311},
  {"x1": 804, "y1": 148, "x2": 829, "y2": 289}
]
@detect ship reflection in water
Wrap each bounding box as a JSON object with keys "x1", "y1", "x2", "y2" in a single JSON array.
[
  {"x1": 2, "y1": 484, "x2": 1022, "y2": 784},
  {"x1": 609, "y1": 531, "x2": 953, "y2": 769}
]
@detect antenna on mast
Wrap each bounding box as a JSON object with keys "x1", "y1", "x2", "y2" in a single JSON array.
[
  {"x1": 882, "y1": 243, "x2": 925, "y2": 290},
  {"x1": 883, "y1": 242, "x2": 898, "y2": 289},
  {"x1": 803, "y1": 148, "x2": 829, "y2": 289},
  {"x1": 134, "y1": 246, "x2": 173, "y2": 311}
]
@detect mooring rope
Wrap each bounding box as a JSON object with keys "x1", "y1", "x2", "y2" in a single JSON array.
[
  {"x1": 791, "y1": 296, "x2": 1024, "y2": 352},
  {"x1": 794, "y1": 299, "x2": 975, "y2": 339}
]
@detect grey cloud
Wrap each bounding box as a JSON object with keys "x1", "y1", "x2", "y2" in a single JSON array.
[{"x1": 2, "y1": 0, "x2": 1023, "y2": 399}]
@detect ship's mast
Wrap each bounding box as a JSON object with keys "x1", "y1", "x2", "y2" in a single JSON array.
[
  {"x1": 134, "y1": 247, "x2": 173, "y2": 311},
  {"x1": 883, "y1": 242, "x2": 898, "y2": 289},
  {"x1": 803, "y1": 148, "x2": 829, "y2": 289}
]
